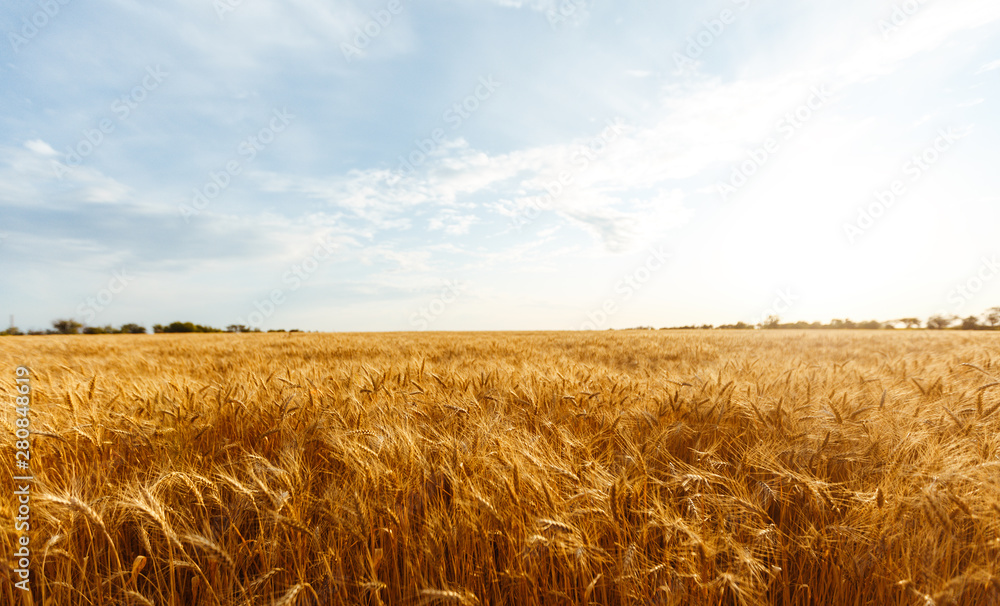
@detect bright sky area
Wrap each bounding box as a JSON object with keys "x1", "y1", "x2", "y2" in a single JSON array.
[{"x1": 1, "y1": 0, "x2": 998, "y2": 331}]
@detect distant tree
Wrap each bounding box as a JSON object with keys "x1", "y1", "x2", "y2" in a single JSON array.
[
  {"x1": 961, "y1": 316, "x2": 981, "y2": 331},
  {"x1": 899, "y1": 318, "x2": 921, "y2": 329},
  {"x1": 762, "y1": 315, "x2": 781, "y2": 329},
  {"x1": 52, "y1": 319, "x2": 82, "y2": 334},
  {"x1": 986, "y1": 307, "x2": 1000, "y2": 329},
  {"x1": 226, "y1": 324, "x2": 248, "y2": 333},
  {"x1": 82, "y1": 326, "x2": 107, "y2": 334},
  {"x1": 0, "y1": 326, "x2": 23, "y2": 336},
  {"x1": 927, "y1": 314, "x2": 955, "y2": 330},
  {"x1": 859, "y1": 320, "x2": 884, "y2": 330},
  {"x1": 120, "y1": 323, "x2": 147, "y2": 334},
  {"x1": 158, "y1": 321, "x2": 222, "y2": 333}
]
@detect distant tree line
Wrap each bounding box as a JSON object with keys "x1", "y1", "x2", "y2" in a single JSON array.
[
  {"x1": 0, "y1": 320, "x2": 303, "y2": 336},
  {"x1": 3, "y1": 307, "x2": 998, "y2": 336},
  {"x1": 652, "y1": 306, "x2": 1000, "y2": 331},
  {"x1": 153, "y1": 321, "x2": 224, "y2": 333}
]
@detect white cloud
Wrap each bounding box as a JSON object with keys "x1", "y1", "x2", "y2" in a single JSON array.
[
  {"x1": 24, "y1": 140, "x2": 57, "y2": 156},
  {"x1": 975, "y1": 59, "x2": 1000, "y2": 74},
  {"x1": 562, "y1": 204, "x2": 636, "y2": 253},
  {"x1": 359, "y1": 245, "x2": 431, "y2": 273},
  {"x1": 0, "y1": 144, "x2": 136, "y2": 207},
  {"x1": 836, "y1": 1, "x2": 1000, "y2": 84},
  {"x1": 482, "y1": 0, "x2": 592, "y2": 26},
  {"x1": 254, "y1": 73, "x2": 840, "y2": 253},
  {"x1": 428, "y1": 211, "x2": 478, "y2": 235},
  {"x1": 958, "y1": 98, "x2": 985, "y2": 108},
  {"x1": 485, "y1": 0, "x2": 582, "y2": 13}
]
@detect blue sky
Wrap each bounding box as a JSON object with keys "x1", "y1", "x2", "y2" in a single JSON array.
[{"x1": 1, "y1": 0, "x2": 998, "y2": 331}]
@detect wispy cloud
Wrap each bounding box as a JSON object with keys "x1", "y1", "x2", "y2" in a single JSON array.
[{"x1": 975, "y1": 59, "x2": 1000, "y2": 74}]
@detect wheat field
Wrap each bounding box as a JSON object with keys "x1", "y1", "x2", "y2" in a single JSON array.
[{"x1": 1, "y1": 330, "x2": 999, "y2": 605}]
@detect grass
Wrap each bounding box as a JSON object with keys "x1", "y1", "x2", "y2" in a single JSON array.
[{"x1": 2, "y1": 330, "x2": 999, "y2": 605}]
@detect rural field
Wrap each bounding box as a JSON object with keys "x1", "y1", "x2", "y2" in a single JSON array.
[{"x1": 2, "y1": 330, "x2": 1000, "y2": 605}]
